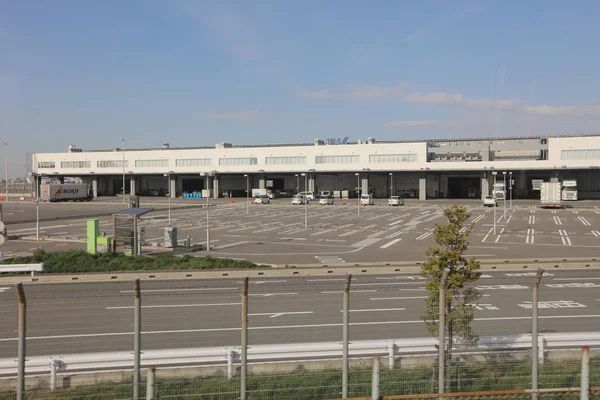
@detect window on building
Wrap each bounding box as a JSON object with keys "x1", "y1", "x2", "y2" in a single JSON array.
[
  {"x1": 315, "y1": 155, "x2": 359, "y2": 164},
  {"x1": 175, "y1": 159, "x2": 211, "y2": 167},
  {"x1": 218, "y1": 157, "x2": 258, "y2": 166},
  {"x1": 97, "y1": 160, "x2": 129, "y2": 168},
  {"x1": 493, "y1": 150, "x2": 540, "y2": 161},
  {"x1": 265, "y1": 156, "x2": 307, "y2": 165},
  {"x1": 37, "y1": 162, "x2": 55, "y2": 168},
  {"x1": 61, "y1": 161, "x2": 91, "y2": 168},
  {"x1": 561, "y1": 149, "x2": 600, "y2": 160},
  {"x1": 135, "y1": 160, "x2": 169, "y2": 168},
  {"x1": 369, "y1": 154, "x2": 417, "y2": 163}
]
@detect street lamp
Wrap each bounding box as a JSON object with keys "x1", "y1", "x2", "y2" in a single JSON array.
[
  {"x1": 121, "y1": 139, "x2": 125, "y2": 203},
  {"x1": 301, "y1": 173, "x2": 308, "y2": 228},
  {"x1": 389, "y1": 172, "x2": 393, "y2": 197},
  {"x1": 164, "y1": 171, "x2": 174, "y2": 226},
  {"x1": 28, "y1": 172, "x2": 40, "y2": 241},
  {"x1": 502, "y1": 171, "x2": 507, "y2": 219},
  {"x1": 492, "y1": 172, "x2": 498, "y2": 234},
  {"x1": 355, "y1": 173, "x2": 360, "y2": 216},
  {"x1": 244, "y1": 174, "x2": 249, "y2": 214},
  {"x1": 509, "y1": 172, "x2": 513, "y2": 209}
]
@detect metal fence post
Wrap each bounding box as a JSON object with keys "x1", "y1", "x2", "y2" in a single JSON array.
[
  {"x1": 146, "y1": 366, "x2": 156, "y2": 400},
  {"x1": 16, "y1": 282, "x2": 26, "y2": 400},
  {"x1": 438, "y1": 268, "x2": 450, "y2": 396},
  {"x1": 388, "y1": 343, "x2": 395, "y2": 370},
  {"x1": 532, "y1": 268, "x2": 544, "y2": 400},
  {"x1": 581, "y1": 346, "x2": 590, "y2": 400},
  {"x1": 342, "y1": 273, "x2": 352, "y2": 399},
  {"x1": 227, "y1": 349, "x2": 234, "y2": 379},
  {"x1": 134, "y1": 278, "x2": 141, "y2": 400},
  {"x1": 50, "y1": 359, "x2": 57, "y2": 391},
  {"x1": 240, "y1": 277, "x2": 249, "y2": 400},
  {"x1": 371, "y1": 356, "x2": 381, "y2": 400}
]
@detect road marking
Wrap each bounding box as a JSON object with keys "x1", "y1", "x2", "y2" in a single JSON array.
[
  {"x1": 216, "y1": 241, "x2": 248, "y2": 250},
  {"x1": 380, "y1": 238, "x2": 402, "y2": 249},
  {"x1": 482, "y1": 227, "x2": 493, "y2": 243},
  {"x1": 107, "y1": 303, "x2": 241, "y2": 310},
  {"x1": 553, "y1": 277, "x2": 600, "y2": 281},
  {"x1": 368, "y1": 230, "x2": 388, "y2": 238},
  {"x1": 120, "y1": 288, "x2": 237, "y2": 293},
  {"x1": 528, "y1": 215, "x2": 535, "y2": 225},
  {"x1": 353, "y1": 282, "x2": 424, "y2": 287},
  {"x1": 591, "y1": 230, "x2": 600, "y2": 238},
  {"x1": 0, "y1": 287, "x2": 10, "y2": 293},
  {"x1": 339, "y1": 230, "x2": 361, "y2": 237},
  {"x1": 415, "y1": 229, "x2": 434, "y2": 241},
  {"x1": 346, "y1": 308, "x2": 406, "y2": 312},
  {"x1": 228, "y1": 226, "x2": 254, "y2": 232},
  {"x1": 573, "y1": 210, "x2": 579, "y2": 214},
  {"x1": 351, "y1": 238, "x2": 383, "y2": 248},
  {"x1": 251, "y1": 280, "x2": 287, "y2": 284},
  {"x1": 385, "y1": 231, "x2": 404, "y2": 239},
  {"x1": 558, "y1": 229, "x2": 572, "y2": 246},
  {"x1": 312, "y1": 229, "x2": 336, "y2": 236},
  {"x1": 553, "y1": 216, "x2": 562, "y2": 225},
  {"x1": 388, "y1": 219, "x2": 404, "y2": 226},
  {"x1": 472, "y1": 214, "x2": 485, "y2": 224},
  {"x1": 249, "y1": 311, "x2": 313, "y2": 318},
  {"x1": 308, "y1": 278, "x2": 351, "y2": 282},
  {"x1": 249, "y1": 293, "x2": 299, "y2": 297},
  {"x1": 526, "y1": 228, "x2": 535, "y2": 244},
  {"x1": 495, "y1": 228, "x2": 505, "y2": 243},
  {"x1": 578, "y1": 216, "x2": 591, "y2": 226},
  {"x1": 315, "y1": 256, "x2": 345, "y2": 263},
  {"x1": 321, "y1": 290, "x2": 376, "y2": 294}
]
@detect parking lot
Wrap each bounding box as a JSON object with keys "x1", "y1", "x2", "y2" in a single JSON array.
[{"x1": 2, "y1": 198, "x2": 600, "y2": 265}]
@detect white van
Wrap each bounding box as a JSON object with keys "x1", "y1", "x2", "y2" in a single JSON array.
[
  {"x1": 298, "y1": 191, "x2": 315, "y2": 201},
  {"x1": 360, "y1": 194, "x2": 374, "y2": 206},
  {"x1": 291, "y1": 195, "x2": 306, "y2": 205}
]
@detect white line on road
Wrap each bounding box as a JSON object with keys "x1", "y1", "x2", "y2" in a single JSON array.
[
  {"x1": 321, "y1": 290, "x2": 377, "y2": 294},
  {"x1": 528, "y1": 215, "x2": 535, "y2": 225},
  {"x1": 249, "y1": 311, "x2": 313, "y2": 318},
  {"x1": 415, "y1": 229, "x2": 434, "y2": 240},
  {"x1": 558, "y1": 229, "x2": 572, "y2": 246},
  {"x1": 106, "y1": 303, "x2": 241, "y2": 310},
  {"x1": 592, "y1": 230, "x2": 600, "y2": 238},
  {"x1": 526, "y1": 228, "x2": 535, "y2": 244},
  {"x1": 216, "y1": 241, "x2": 248, "y2": 250},
  {"x1": 505, "y1": 215, "x2": 512, "y2": 224},
  {"x1": 553, "y1": 216, "x2": 562, "y2": 225},
  {"x1": 495, "y1": 228, "x2": 505, "y2": 243},
  {"x1": 553, "y1": 277, "x2": 600, "y2": 281},
  {"x1": 578, "y1": 216, "x2": 591, "y2": 226},
  {"x1": 249, "y1": 293, "x2": 298, "y2": 297},
  {"x1": 346, "y1": 308, "x2": 406, "y2": 312},
  {"x1": 120, "y1": 288, "x2": 237, "y2": 293},
  {"x1": 380, "y1": 238, "x2": 402, "y2": 249},
  {"x1": 388, "y1": 219, "x2": 404, "y2": 226},
  {"x1": 370, "y1": 296, "x2": 426, "y2": 300},
  {"x1": 351, "y1": 238, "x2": 383, "y2": 248},
  {"x1": 339, "y1": 230, "x2": 361, "y2": 237},
  {"x1": 353, "y1": 282, "x2": 423, "y2": 287}
]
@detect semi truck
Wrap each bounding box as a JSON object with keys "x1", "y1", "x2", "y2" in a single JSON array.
[
  {"x1": 561, "y1": 179, "x2": 578, "y2": 201},
  {"x1": 41, "y1": 184, "x2": 93, "y2": 202},
  {"x1": 540, "y1": 181, "x2": 562, "y2": 208},
  {"x1": 492, "y1": 182, "x2": 506, "y2": 200}
]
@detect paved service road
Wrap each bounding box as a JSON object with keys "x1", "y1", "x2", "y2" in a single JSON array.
[
  {"x1": 0, "y1": 269, "x2": 598, "y2": 358},
  {"x1": 4, "y1": 200, "x2": 600, "y2": 264}
]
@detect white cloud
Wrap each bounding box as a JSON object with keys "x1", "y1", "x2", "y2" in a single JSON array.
[
  {"x1": 403, "y1": 92, "x2": 524, "y2": 110},
  {"x1": 521, "y1": 104, "x2": 600, "y2": 117},
  {"x1": 385, "y1": 120, "x2": 440, "y2": 128},
  {"x1": 203, "y1": 110, "x2": 259, "y2": 120},
  {"x1": 297, "y1": 83, "x2": 407, "y2": 100}
]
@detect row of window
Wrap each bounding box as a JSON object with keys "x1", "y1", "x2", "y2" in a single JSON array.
[
  {"x1": 561, "y1": 149, "x2": 600, "y2": 160},
  {"x1": 40, "y1": 153, "x2": 420, "y2": 170}
]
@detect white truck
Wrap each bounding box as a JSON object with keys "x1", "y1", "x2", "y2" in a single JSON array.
[
  {"x1": 41, "y1": 184, "x2": 93, "y2": 202},
  {"x1": 251, "y1": 188, "x2": 267, "y2": 198},
  {"x1": 492, "y1": 182, "x2": 506, "y2": 200},
  {"x1": 561, "y1": 179, "x2": 578, "y2": 201},
  {"x1": 540, "y1": 181, "x2": 562, "y2": 208}
]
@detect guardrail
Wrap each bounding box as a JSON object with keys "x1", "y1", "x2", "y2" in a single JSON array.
[
  {"x1": 1, "y1": 331, "x2": 598, "y2": 377},
  {"x1": 0, "y1": 263, "x2": 43, "y2": 277}
]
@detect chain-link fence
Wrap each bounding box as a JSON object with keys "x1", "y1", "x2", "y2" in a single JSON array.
[{"x1": 0, "y1": 273, "x2": 598, "y2": 399}]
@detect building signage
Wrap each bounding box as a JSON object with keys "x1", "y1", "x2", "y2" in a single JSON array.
[{"x1": 325, "y1": 137, "x2": 349, "y2": 145}]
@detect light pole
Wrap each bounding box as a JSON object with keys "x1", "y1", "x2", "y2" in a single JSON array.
[
  {"x1": 295, "y1": 174, "x2": 299, "y2": 194},
  {"x1": 244, "y1": 174, "x2": 249, "y2": 214},
  {"x1": 121, "y1": 139, "x2": 125, "y2": 203},
  {"x1": 502, "y1": 171, "x2": 507, "y2": 219},
  {"x1": 509, "y1": 172, "x2": 513, "y2": 209},
  {"x1": 492, "y1": 171, "x2": 497, "y2": 235},
  {"x1": 164, "y1": 172, "x2": 173, "y2": 226},
  {"x1": 4, "y1": 142, "x2": 7, "y2": 202},
  {"x1": 389, "y1": 172, "x2": 393, "y2": 197},
  {"x1": 355, "y1": 173, "x2": 360, "y2": 216},
  {"x1": 28, "y1": 172, "x2": 40, "y2": 241},
  {"x1": 301, "y1": 173, "x2": 307, "y2": 228}
]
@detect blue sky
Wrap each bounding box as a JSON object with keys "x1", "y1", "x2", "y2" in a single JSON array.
[{"x1": 2, "y1": 0, "x2": 600, "y2": 177}]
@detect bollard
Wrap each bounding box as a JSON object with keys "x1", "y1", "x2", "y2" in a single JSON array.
[
  {"x1": 371, "y1": 356, "x2": 381, "y2": 400},
  {"x1": 146, "y1": 366, "x2": 156, "y2": 400},
  {"x1": 581, "y1": 346, "x2": 589, "y2": 400},
  {"x1": 227, "y1": 349, "x2": 234, "y2": 379},
  {"x1": 50, "y1": 359, "x2": 58, "y2": 391}
]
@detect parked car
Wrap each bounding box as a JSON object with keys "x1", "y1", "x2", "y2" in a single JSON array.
[
  {"x1": 483, "y1": 195, "x2": 497, "y2": 207},
  {"x1": 319, "y1": 196, "x2": 334, "y2": 205},
  {"x1": 388, "y1": 196, "x2": 404, "y2": 206},
  {"x1": 298, "y1": 191, "x2": 315, "y2": 201},
  {"x1": 267, "y1": 191, "x2": 275, "y2": 199},
  {"x1": 291, "y1": 195, "x2": 306, "y2": 205},
  {"x1": 360, "y1": 194, "x2": 375, "y2": 206},
  {"x1": 254, "y1": 195, "x2": 271, "y2": 205}
]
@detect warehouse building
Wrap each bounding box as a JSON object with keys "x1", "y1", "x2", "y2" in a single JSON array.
[{"x1": 29, "y1": 134, "x2": 600, "y2": 200}]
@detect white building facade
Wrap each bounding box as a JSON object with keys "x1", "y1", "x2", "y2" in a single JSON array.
[{"x1": 29, "y1": 134, "x2": 600, "y2": 200}]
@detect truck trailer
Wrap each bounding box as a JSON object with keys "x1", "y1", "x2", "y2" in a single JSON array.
[
  {"x1": 540, "y1": 182, "x2": 562, "y2": 209},
  {"x1": 41, "y1": 184, "x2": 93, "y2": 202}
]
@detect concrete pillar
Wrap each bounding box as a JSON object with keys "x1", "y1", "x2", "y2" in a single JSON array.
[
  {"x1": 419, "y1": 176, "x2": 427, "y2": 200},
  {"x1": 259, "y1": 177, "x2": 266, "y2": 189},
  {"x1": 170, "y1": 177, "x2": 176, "y2": 198},
  {"x1": 361, "y1": 177, "x2": 369, "y2": 195},
  {"x1": 92, "y1": 179, "x2": 98, "y2": 198},
  {"x1": 204, "y1": 177, "x2": 210, "y2": 190},
  {"x1": 176, "y1": 176, "x2": 183, "y2": 195},
  {"x1": 58, "y1": 176, "x2": 65, "y2": 184},
  {"x1": 481, "y1": 172, "x2": 490, "y2": 199},
  {"x1": 130, "y1": 177, "x2": 136, "y2": 196},
  {"x1": 212, "y1": 176, "x2": 219, "y2": 198},
  {"x1": 309, "y1": 176, "x2": 316, "y2": 193}
]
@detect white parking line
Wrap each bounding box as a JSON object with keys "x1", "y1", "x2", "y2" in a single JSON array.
[
  {"x1": 339, "y1": 230, "x2": 361, "y2": 237},
  {"x1": 591, "y1": 230, "x2": 600, "y2": 238},
  {"x1": 553, "y1": 216, "x2": 562, "y2": 225},
  {"x1": 558, "y1": 229, "x2": 572, "y2": 246},
  {"x1": 388, "y1": 219, "x2": 404, "y2": 226},
  {"x1": 380, "y1": 238, "x2": 402, "y2": 249},
  {"x1": 578, "y1": 216, "x2": 591, "y2": 226},
  {"x1": 528, "y1": 215, "x2": 535, "y2": 225},
  {"x1": 107, "y1": 303, "x2": 241, "y2": 310},
  {"x1": 120, "y1": 288, "x2": 237, "y2": 293},
  {"x1": 415, "y1": 229, "x2": 434, "y2": 241},
  {"x1": 526, "y1": 228, "x2": 535, "y2": 244},
  {"x1": 346, "y1": 308, "x2": 405, "y2": 312},
  {"x1": 495, "y1": 228, "x2": 505, "y2": 243},
  {"x1": 505, "y1": 215, "x2": 512, "y2": 224}
]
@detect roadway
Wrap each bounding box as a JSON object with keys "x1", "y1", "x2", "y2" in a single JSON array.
[
  {"x1": 0, "y1": 269, "x2": 598, "y2": 358},
  {"x1": 3, "y1": 199, "x2": 600, "y2": 265}
]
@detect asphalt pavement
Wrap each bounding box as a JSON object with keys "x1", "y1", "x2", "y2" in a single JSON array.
[{"x1": 0, "y1": 269, "x2": 598, "y2": 358}]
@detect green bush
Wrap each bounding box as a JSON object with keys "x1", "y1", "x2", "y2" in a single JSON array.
[{"x1": 0, "y1": 249, "x2": 268, "y2": 273}]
